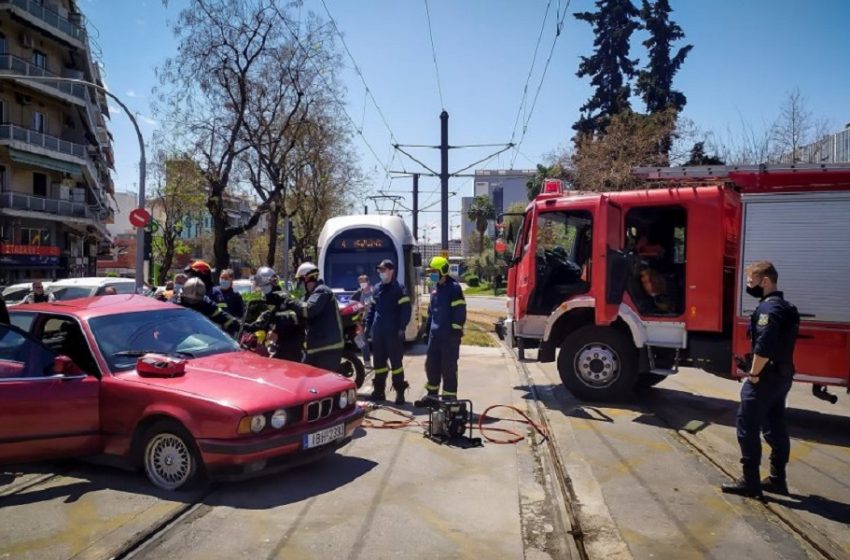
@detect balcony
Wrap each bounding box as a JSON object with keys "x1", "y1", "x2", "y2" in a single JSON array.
[
  {"x1": 0, "y1": 191, "x2": 91, "y2": 219},
  {"x1": 0, "y1": 0, "x2": 85, "y2": 45},
  {"x1": 0, "y1": 123, "x2": 86, "y2": 160},
  {"x1": 0, "y1": 53, "x2": 87, "y2": 102}
]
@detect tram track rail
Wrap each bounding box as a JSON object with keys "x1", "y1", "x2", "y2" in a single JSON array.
[{"x1": 517, "y1": 346, "x2": 847, "y2": 560}]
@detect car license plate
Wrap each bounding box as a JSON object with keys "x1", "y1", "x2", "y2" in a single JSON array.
[{"x1": 303, "y1": 423, "x2": 345, "y2": 449}]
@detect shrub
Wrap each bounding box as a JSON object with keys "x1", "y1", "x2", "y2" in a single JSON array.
[{"x1": 465, "y1": 275, "x2": 480, "y2": 287}]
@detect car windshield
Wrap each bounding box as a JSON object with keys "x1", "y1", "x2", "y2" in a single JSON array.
[
  {"x1": 2, "y1": 287, "x2": 31, "y2": 303},
  {"x1": 49, "y1": 286, "x2": 93, "y2": 300},
  {"x1": 89, "y1": 308, "x2": 240, "y2": 372}
]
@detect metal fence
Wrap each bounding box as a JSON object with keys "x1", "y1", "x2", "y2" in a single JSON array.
[{"x1": 0, "y1": 191, "x2": 90, "y2": 218}]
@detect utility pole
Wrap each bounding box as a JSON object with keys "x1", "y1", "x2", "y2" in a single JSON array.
[
  {"x1": 412, "y1": 173, "x2": 419, "y2": 238},
  {"x1": 364, "y1": 205, "x2": 368, "y2": 215},
  {"x1": 281, "y1": 214, "x2": 290, "y2": 283},
  {"x1": 440, "y1": 110, "x2": 449, "y2": 251}
]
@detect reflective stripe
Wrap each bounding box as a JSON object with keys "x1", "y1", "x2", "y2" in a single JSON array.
[
  {"x1": 302, "y1": 307, "x2": 309, "y2": 319},
  {"x1": 391, "y1": 367, "x2": 404, "y2": 375},
  {"x1": 305, "y1": 341, "x2": 345, "y2": 355},
  {"x1": 450, "y1": 299, "x2": 466, "y2": 307},
  {"x1": 374, "y1": 367, "x2": 389, "y2": 374},
  {"x1": 442, "y1": 391, "x2": 457, "y2": 396},
  {"x1": 452, "y1": 324, "x2": 463, "y2": 330},
  {"x1": 425, "y1": 384, "x2": 440, "y2": 391},
  {"x1": 397, "y1": 296, "x2": 410, "y2": 304}
]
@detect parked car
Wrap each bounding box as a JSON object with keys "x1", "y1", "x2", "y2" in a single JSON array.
[
  {"x1": 47, "y1": 277, "x2": 136, "y2": 301},
  {"x1": 1, "y1": 295, "x2": 364, "y2": 490},
  {"x1": 2, "y1": 282, "x2": 54, "y2": 305}
]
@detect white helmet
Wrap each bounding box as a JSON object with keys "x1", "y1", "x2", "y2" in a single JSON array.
[
  {"x1": 181, "y1": 277, "x2": 206, "y2": 304},
  {"x1": 295, "y1": 262, "x2": 319, "y2": 282},
  {"x1": 254, "y1": 266, "x2": 276, "y2": 288}
]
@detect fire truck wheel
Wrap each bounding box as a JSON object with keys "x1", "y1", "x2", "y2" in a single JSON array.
[{"x1": 558, "y1": 326, "x2": 637, "y2": 400}]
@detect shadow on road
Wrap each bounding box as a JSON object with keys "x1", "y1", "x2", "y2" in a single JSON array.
[
  {"x1": 768, "y1": 492, "x2": 850, "y2": 526},
  {"x1": 0, "y1": 453, "x2": 377, "y2": 510}
]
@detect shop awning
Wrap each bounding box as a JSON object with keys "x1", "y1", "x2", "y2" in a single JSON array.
[{"x1": 9, "y1": 148, "x2": 83, "y2": 176}]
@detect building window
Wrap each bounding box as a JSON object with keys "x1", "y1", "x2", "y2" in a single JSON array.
[
  {"x1": 0, "y1": 33, "x2": 6, "y2": 55},
  {"x1": 33, "y1": 172, "x2": 47, "y2": 197},
  {"x1": 32, "y1": 50, "x2": 47, "y2": 69},
  {"x1": 33, "y1": 111, "x2": 46, "y2": 133},
  {"x1": 20, "y1": 227, "x2": 49, "y2": 246},
  {"x1": 0, "y1": 165, "x2": 5, "y2": 192},
  {"x1": 0, "y1": 99, "x2": 4, "y2": 123}
]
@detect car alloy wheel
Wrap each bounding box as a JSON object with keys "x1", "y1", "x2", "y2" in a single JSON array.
[{"x1": 144, "y1": 431, "x2": 196, "y2": 491}]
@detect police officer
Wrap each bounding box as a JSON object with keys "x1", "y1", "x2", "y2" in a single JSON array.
[
  {"x1": 414, "y1": 256, "x2": 466, "y2": 407},
  {"x1": 178, "y1": 277, "x2": 242, "y2": 338},
  {"x1": 247, "y1": 266, "x2": 303, "y2": 362},
  {"x1": 365, "y1": 259, "x2": 412, "y2": 404},
  {"x1": 722, "y1": 261, "x2": 799, "y2": 499},
  {"x1": 283, "y1": 262, "x2": 344, "y2": 372}
]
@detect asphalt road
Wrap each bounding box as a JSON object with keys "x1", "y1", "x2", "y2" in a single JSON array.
[{"x1": 464, "y1": 294, "x2": 507, "y2": 315}]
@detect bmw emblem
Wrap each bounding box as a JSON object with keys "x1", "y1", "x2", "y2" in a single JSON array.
[{"x1": 309, "y1": 388, "x2": 318, "y2": 394}]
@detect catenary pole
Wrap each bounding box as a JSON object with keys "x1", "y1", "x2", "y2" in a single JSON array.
[{"x1": 440, "y1": 111, "x2": 448, "y2": 251}]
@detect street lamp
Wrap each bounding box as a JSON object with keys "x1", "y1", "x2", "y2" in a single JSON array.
[{"x1": 0, "y1": 75, "x2": 147, "y2": 292}]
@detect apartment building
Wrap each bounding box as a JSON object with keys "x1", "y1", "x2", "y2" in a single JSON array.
[
  {"x1": 461, "y1": 168, "x2": 534, "y2": 256},
  {"x1": 0, "y1": 0, "x2": 114, "y2": 284}
]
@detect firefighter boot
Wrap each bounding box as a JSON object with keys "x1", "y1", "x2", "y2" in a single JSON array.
[
  {"x1": 761, "y1": 464, "x2": 789, "y2": 496},
  {"x1": 414, "y1": 391, "x2": 438, "y2": 409},
  {"x1": 721, "y1": 467, "x2": 763, "y2": 499},
  {"x1": 366, "y1": 374, "x2": 387, "y2": 402},
  {"x1": 392, "y1": 379, "x2": 409, "y2": 406}
]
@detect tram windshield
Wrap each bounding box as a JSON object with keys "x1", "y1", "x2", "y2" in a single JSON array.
[{"x1": 324, "y1": 228, "x2": 398, "y2": 290}]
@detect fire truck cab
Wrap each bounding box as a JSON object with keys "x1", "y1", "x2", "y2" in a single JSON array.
[{"x1": 504, "y1": 165, "x2": 850, "y2": 402}]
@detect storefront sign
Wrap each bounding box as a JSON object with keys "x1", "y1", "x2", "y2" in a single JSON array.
[{"x1": 0, "y1": 244, "x2": 61, "y2": 257}]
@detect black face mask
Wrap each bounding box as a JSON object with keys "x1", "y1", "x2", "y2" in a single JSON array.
[{"x1": 746, "y1": 285, "x2": 764, "y2": 299}]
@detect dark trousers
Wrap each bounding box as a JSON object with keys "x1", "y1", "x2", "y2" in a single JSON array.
[
  {"x1": 372, "y1": 333, "x2": 405, "y2": 390},
  {"x1": 304, "y1": 349, "x2": 342, "y2": 373},
  {"x1": 425, "y1": 334, "x2": 461, "y2": 396},
  {"x1": 736, "y1": 375, "x2": 793, "y2": 477}
]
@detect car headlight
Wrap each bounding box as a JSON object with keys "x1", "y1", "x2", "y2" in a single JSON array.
[
  {"x1": 270, "y1": 409, "x2": 288, "y2": 429},
  {"x1": 339, "y1": 391, "x2": 349, "y2": 409},
  {"x1": 348, "y1": 388, "x2": 356, "y2": 405},
  {"x1": 250, "y1": 414, "x2": 266, "y2": 433}
]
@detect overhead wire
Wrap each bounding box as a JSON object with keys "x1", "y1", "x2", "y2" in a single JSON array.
[
  {"x1": 510, "y1": 0, "x2": 572, "y2": 168},
  {"x1": 423, "y1": 0, "x2": 445, "y2": 110},
  {"x1": 509, "y1": 0, "x2": 552, "y2": 146}
]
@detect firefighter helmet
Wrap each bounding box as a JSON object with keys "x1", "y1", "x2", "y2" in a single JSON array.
[
  {"x1": 181, "y1": 277, "x2": 206, "y2": 304},
  {"x1": 429, "y1": 256, "x2": 450, "y2": 276},
  {"x1": 185, "y1": 260, "x2": 212, "y2": 276},
  {"x1": 253, "y1": 266, "x2": 276, "y2": 288},
  {"x1": 295, "y1": 262, "x2": 320, "y2": 281}
]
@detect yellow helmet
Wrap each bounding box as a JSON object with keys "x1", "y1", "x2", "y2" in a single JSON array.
[{"x1": 429, "y1": 256, "x2": 450, "y2": 276}]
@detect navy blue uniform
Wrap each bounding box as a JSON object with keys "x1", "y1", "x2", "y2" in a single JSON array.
[
  {"x1": 285, "y1": 281, "x2": 344, "y2": 372},
  {"x1": 219, "y1": 287, "x2": 245, "y2": 319},
  {"x1": 737, "y1": 291, "x2": 799, "y2": 483},
  {"x1": 366, "y1": 280, "x2": 412, "y2": 394},
  {"x1": 424, "y1": 276, "x2": 466, "y2": 397},
  {"x1": 179, "y1": 295, "x2": 241, "y2": 338}
]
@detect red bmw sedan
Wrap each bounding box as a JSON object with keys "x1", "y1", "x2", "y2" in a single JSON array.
[{"x1": 0, "y1": 295, "x2": 365, "y2": 490}]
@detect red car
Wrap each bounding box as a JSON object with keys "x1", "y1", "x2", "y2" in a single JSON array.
[{"x1": 0, "y1": 295, "x2": 365, "y2": 490}]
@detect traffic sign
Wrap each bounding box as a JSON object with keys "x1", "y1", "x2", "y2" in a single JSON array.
[{"x1": 129, "y1": 207, "x2": 151, "y2": 228}]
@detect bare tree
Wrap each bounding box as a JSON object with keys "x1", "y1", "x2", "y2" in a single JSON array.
[{"x1": 771, "y1": 88, "x2": 815, "y2": 163}]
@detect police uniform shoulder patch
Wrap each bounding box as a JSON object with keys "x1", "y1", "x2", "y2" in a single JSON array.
[{"x1": 758, "y1": 313, "x2": 769, "y2": 327}]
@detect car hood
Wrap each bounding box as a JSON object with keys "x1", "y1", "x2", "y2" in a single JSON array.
[{"x1": 127, "y1": 351, "x2": 353, "y2": 413}]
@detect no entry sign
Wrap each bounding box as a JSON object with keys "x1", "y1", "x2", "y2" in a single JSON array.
[{"x1": 129, "y1": 207, "x2": 151, "y2": 228}]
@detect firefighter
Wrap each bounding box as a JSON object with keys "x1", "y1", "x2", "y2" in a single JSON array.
[
  {"x1": 283, "y1": 262, "x2": 344, "y2": 372},
  {"x1": 178, "y1": 277, "x2": 241, "y2": 338},
  {"x1": 365, "y1": 259, "x2": 412, "y2": 404},
  {"x1": 184, "y1": 260, "x2": 224, "y2": 304},
  {"x1": 722, "y1": 261, "x2": 799, "y2": 499},
  {"x1": 247, "y1": 266, "x2": 303, "y2": 362},
  {"x1": 414, "y1": 256, "x2": 466, "y2": 407}
]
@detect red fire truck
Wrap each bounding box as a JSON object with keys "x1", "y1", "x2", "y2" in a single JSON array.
[{"x1": 504, "y1": 164, "x2": 850, "y2": 403}]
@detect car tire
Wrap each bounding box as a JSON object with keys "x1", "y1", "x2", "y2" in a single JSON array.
[
  {"x1": 557, "y1": 326, "x2": 637, "y2": 401},
  {"x1": 142, "y1": 420, "x2": 204, "y2": 491},
  {"x1": 339, "y1": 349, "x2": 366, "y2": 388}
]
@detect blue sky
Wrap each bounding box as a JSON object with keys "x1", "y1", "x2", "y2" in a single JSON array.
[{"x1": 83, "y1": 0, "x2": 849, "y2": 235}]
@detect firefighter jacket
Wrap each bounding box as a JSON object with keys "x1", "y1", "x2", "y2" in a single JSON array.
[
  {"x1": 180, "y1": 295, "x2": 241, "y2": 338},
  {"x1": 366, "y1": 280, "x2": 411, "y2": 336},
  {"x1": 285, "y1": 280, "x2": 344, "y2": 356},
  {"x1": 426, "y1": 276, "x2": 466, "y2": 340}
]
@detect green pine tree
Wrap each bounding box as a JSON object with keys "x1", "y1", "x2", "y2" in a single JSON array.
[
  {"x1": 637, "y1": 0, "x2": 692, "y2": 114},
  {"x1": 574, "y1": 0, "x2": 640, "y2": 138}
]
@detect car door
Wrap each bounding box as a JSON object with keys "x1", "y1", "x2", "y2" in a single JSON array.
[{"x1": 0, "y1": 323, "x2": 101, "y2": 464}]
